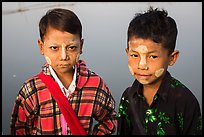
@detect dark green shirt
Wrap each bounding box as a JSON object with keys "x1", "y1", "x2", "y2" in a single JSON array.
[{"x1": 117, "y1": 71, "x2": 202, "y2": 135}]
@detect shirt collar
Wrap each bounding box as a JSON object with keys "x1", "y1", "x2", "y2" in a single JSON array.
[
  {"x1": 49, "y1": 65, "x2": 77, "y2": 97},
  {"x1": 132, "y1": 71, "x2": 171, "y2": 102},
  {"x1": 156, "y1": 71, "x2": 171, "y2": 102},
  {"x1": 41, "y1": 60, "x2": 90, "y2": 91}
]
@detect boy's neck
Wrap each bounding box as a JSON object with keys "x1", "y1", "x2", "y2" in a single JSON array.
[
  {"x1": 56, "y1": 70, "x2": 74, "y2": 89},
  {"x1": 142, "y1": 79, "x2": 163, "y2": 106}
]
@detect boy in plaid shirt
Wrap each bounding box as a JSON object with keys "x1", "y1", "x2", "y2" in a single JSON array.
[{"x1": 10, "y1": 8, "x2": 117, "y2": 135}]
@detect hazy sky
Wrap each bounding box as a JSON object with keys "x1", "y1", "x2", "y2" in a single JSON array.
[{"x1": 2, "y1": 2, "x2": 202, "y2": 134}]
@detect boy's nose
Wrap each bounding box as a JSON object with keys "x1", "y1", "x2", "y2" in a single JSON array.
[
  {"x1": 138, "y1": 63, "x2": 148, "y2": 70},
  {"x1": 138, "y1": 57, "x2": 148, "y2": 70},
  {"x1": 61, "y1": 48, "x2": 69, "y2": 60}
]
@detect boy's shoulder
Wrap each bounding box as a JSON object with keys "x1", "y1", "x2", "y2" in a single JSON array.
[
  {"x1": 169, "y1": 76, "x2": 187, "y2": 90},
  {"x1": 77, "y1": 59, "x2": 101, "y2": 79},
  {"x1": 168, "y1": 76, "x2": 190, "y2": 94},
  {"x1": 121, "y1": 87, "x2": 131, "y2": 99},
  {"x1": 167, "y1": 75, "x2": 199, "y2": 104},
  {"x1": 22, "y1": 72, "x2": 45, "y2": 87},
  {"x1": 21, "y1": 73, "x2": 46, "y2": 91},
  {"x1": 24, "y1": 74, "x2": 40, "y2": 83},
  {"x1": 80, "y1": 60, "x2": 108, "y2": 82},
  {"x1": 164, "y1": 72, "x2": 191, "y2": 94}
]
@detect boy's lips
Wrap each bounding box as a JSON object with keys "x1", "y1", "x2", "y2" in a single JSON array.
[
  {"x1": 58, "y1": 64, "x2": 70, "y2": 67},
  {"x1": 136, "y1": 73, "x2": 152, "y2": 79}
]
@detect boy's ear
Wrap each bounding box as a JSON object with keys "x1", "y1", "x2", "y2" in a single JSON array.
[
  {"x1": 125, "y1": 47, "x2": 129, "y2": 55},
  {"x1": 168, "y1": 50, "x2": 180, "y2": 66},
  {"x1": 38, "y1": 39, "x2": 44, "y2": 55}
]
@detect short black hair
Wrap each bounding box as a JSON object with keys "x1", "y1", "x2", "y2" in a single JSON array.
[
  {"x1": 128, "y1": 6, "x2": 178, "y2": 55},
  {"x1": 39, "y1": 8, "x2": 82, "y2": 41}
]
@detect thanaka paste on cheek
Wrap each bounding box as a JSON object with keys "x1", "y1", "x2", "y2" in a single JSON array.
[
  {"x1": 128, "y1": 64, "x2": 149, "y2": 84},
  {"x1": 128, "y1": 65, "x2": 134, "y2": 75},
  {"x1": 44, "y1": 55, "x2": 52, "y2": 65},
  {"x1": 155, "y1": 68, "x2": 164, "y2": 77},
  {"x1": 76, "y1": 53, "x2": 80, "y2": 63},
  {"x1": 73, "y1": 53, "x2": 80, "y2": 69}
]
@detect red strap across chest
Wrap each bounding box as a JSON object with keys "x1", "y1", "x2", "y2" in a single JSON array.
[{"x1": 37, "y1": 72, "x2": 87, "y2": 135}]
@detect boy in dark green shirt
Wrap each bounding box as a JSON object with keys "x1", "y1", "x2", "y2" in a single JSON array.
[{"x1": 117, "y1": 7, "x2": 202, "y2": 135}]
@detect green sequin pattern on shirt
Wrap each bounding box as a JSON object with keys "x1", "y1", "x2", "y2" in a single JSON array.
[
  {"x1": 170, "y1": 77, "x2": 186, "y2": 89},
  {"x1": 118, "y1": 97, "x2": 130, "y2": 127},
  {"x1": 144, "y1": 108, "x2": 173, "y2": 135}
]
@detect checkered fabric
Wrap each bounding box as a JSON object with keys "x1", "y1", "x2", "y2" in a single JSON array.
[{"x1": 10, "y1": 60, "x2": 117, "y2": 135}]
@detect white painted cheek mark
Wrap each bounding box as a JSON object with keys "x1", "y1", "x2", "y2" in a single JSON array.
[
  {"x1": 72, "y1": 53, "x2": 80, "y2": 69},
  {"x1": 155, "y1": 68, "x2": 164, "y2": 77},
  {"x1": 76, "y1": 53, "x2": 80, "y2": 63},
  {"x1": 44, "y1": 55, "x2": 51, "y2": 65},
  {"x1": 128, "y1": 65, "x2": 134, "y2": 75}
]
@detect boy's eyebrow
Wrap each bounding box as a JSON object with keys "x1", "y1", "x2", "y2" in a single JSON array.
[
  {"x1": 129, "y1": 49, "x2": 159, "y2": 54},
  {"x1": 47, "y1": 41, "x2": 80, "y2": 46},
  {"x1": 148, "y1": 50, "x2": 159, "y2": 54}
]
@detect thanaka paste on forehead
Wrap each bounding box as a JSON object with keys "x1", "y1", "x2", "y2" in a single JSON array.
[
  {"x1": 129, "y1": 45, "x2": 148, "y2": 53},
  {"x1": 67, "y1": 39, "x2": 81, "y2": 45},
  {"x1": 128, "y1": 40, "x2": 146, "y2": 48},
  {"x1": 155, "y1": 68, "x2": 164, "y2": 78},
  {"x1": 64, "y1": 38, "x2": 81, "y2": 45},
  {"x1": 128, "y1": 40, "x2": 140, "y2": 44},
  {"x1": 46, "y1": 38, "x2": 80, "y2": 46}
]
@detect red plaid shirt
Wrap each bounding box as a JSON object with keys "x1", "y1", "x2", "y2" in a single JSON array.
[{"x1": 10, "y1": 60, "x2": 117, "y2": 135}]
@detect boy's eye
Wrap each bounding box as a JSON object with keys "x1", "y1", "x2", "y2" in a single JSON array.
[
  {"x1": 149, "y1": 55, "x2": 158, "y2": 59},
  {"x1": 130, "y1": 54, "x2": 138, "y2": 58},
  {"x1": 50, "y1": 46, "x2": 58, "y2": 50},
  {"x1": 68, "y1": 46, "x2": 77, "y2": 51}
]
